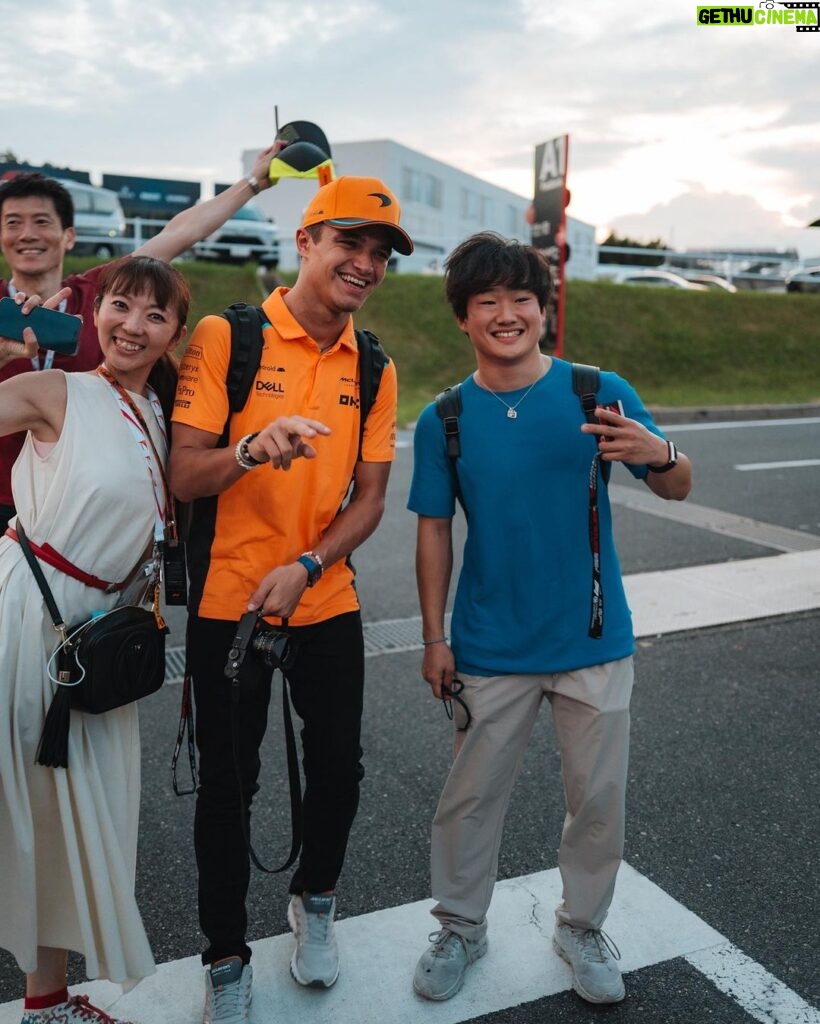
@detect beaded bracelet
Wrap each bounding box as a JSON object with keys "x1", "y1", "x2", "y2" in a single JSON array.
[{"x1": 234, "y1": 432, "x2": 262, "y2": 471}]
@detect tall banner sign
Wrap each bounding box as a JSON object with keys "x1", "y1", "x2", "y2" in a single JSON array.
[{"x1": 531, "y1": 135, "x2": 569, "y2": 356}]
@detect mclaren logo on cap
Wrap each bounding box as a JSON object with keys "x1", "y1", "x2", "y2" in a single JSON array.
[{"x1": 368, "y1": 193, "x2": 392, "y2": 207}]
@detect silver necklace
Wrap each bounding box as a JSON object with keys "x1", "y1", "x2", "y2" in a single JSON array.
[{"x1": 481, "y1": 376, "x2": 541, "y2": 419}]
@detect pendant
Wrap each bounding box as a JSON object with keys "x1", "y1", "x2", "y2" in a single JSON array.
[{"x1": 507, "y1": 408, "x2": 518, "y2": 419}]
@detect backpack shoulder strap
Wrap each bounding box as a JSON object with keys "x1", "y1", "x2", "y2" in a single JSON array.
[
  {"x1": 355, "y1": 328, "x2": 388, "y2": 460},
  {"x1": 434, "y1": 384, "x2": 468, "y2": 517},
  {"x1": 571, "y1": 362, "x2": 601, "y2": 424},
  {"x1": 222, "y1": 303, "x2": 267, "y2": 415},
  {"x1": 435, "y1": 384, "x2": 463, "y2": 459},
  {"x1": 572, "y1": 361, "x2": 612, "y2": 484}
]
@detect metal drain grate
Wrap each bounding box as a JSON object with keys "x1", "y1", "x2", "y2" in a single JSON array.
[
  {"x1": 165, "y1": 645, "x2": 187, "y2": 684},
  {"x1": 163, "y1": 613, "x2": 451, "y2": 684}
]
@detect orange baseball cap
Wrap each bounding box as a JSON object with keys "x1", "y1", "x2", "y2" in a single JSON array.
[{"x1": 301, "y1": 176, "x2": 414, "y2": 255}]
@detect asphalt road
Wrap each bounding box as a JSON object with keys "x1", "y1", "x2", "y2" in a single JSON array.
[{"x1": 2, "y1": 415, "x2": 818, "y2": 1022}]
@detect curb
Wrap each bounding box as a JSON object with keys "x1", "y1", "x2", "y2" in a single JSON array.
[{"x1": 649, "y1": 403, "x2": 820, "y2": 425}]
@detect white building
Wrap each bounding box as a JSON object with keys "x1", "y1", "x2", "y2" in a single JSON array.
[{"x1": 242, "y1": 139, "x2": 595, "y2": 279}]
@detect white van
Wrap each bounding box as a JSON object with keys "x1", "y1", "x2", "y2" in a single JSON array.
[
  {"x1": 193, "y1": 201, "x2": 279, "y2": 266},
  {"x1": 53, "y1": 179, "x2": 130, "y2": 258}
]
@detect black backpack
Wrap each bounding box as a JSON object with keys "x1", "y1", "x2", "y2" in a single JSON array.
[
  {"x1": 434, "y1": 362, "x2": 608, "y2": 518},
  {"x1": 220, "y1": 302, "x2": 388, "y2": 455}
]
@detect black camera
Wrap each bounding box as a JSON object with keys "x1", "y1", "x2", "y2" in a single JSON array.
[{"x1": 224, "y1": 611, "x2": 296, "y2": 680}]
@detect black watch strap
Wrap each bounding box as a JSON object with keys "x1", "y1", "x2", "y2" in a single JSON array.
[{"x1": 647, "y1": 439, "x2": 678, "y2": 474}]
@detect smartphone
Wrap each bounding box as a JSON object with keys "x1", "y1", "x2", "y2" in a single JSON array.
[
  {"x1": 0, "y1": 297, "x2": 81, "y2": 356},
  {"x1": 597, "y1": 399, "x2": 624, "y2": 442}
]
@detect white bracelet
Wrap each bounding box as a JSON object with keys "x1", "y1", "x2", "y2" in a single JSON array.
[
  {"x1": 234, "y1": 433, "x2": 262, "y2": 471},
  {"x1": 245, "y1": 174, "x2": 261, "y2": 196},
  {"x1": 301, "y1": 549, "x2": 324, "y2": 568}
]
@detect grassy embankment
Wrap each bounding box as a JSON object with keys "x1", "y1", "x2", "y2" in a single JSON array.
[{"x1": 9, "y1": 256, "x2": 820, "y2": 426}]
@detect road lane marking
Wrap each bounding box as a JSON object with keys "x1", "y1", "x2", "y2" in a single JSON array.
[
  {"x1": 687, "y1": 944, "x2": 820, "y2": 1024},
  {"x1": 608, "y1": 484, "x2": 820, "y2": 552},
  {"x1": 663, "y1": 417, "x2": 820, "y2": 432},
  {"x1": 735, "y1": 459, "x2": 820, "y2": 471},
  {"x1": 2, "y1": 864, "x2": 815, "y2": 1023},
  {"x1": 160, "y1": 549, "x2": 820, "y2": 682}
]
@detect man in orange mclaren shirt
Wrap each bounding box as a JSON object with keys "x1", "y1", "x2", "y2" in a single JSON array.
[{"x1": 169, "y1": 176, "x2": 413, "y2": 1024}]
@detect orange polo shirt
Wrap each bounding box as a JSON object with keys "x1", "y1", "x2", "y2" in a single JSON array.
[{"x1": 172, "y1": 287, "x2": 397, "y2": 625}]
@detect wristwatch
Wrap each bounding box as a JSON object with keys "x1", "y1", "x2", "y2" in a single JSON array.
[
  {"x1": 646, "y1": 440, "x2": 679, "y2": 474},
  {"x1": 297, "y1": 550, "x2": 324, "y2": 587}
]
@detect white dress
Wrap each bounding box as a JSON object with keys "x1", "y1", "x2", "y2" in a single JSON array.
[{"x1": 0, "y1": 372, "x2": 165, "y2": 985}]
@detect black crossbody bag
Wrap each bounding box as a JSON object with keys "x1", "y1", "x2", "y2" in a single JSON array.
[{"x1": 16, "y1": 521, "x2": 167, "y2": 769}]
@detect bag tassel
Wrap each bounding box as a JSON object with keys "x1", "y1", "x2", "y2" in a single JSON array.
[{"x1": 35, "y1": 685, "x2": 72, "y2": 768}]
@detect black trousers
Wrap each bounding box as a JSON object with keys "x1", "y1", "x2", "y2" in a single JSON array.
[{"x1": 189, "y1": 610, "x2": 365, "y2": 965}]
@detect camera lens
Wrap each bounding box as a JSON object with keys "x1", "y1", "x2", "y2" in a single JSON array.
[{"x1": 251, "y1": 629, "x2": 291, "y2": 669}]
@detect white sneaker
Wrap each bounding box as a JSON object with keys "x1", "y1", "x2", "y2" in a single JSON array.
[
  {"x1": 42, "y1": 996, "x2": 136, "y2": 1023},
  {"x1": 287, "y1": 893, "x2": 339, "y2": 988},
  {"x1": 413, "y1": 928, "x2": 488, "y2": 1001},
  {"x1": 21, "y1": 1011, "x2": 52, "y2": 1024},
  {"x1": 553, "y1": 922, "x2": 625, "y2": 1004},
  {"x1": 203, "y1": 956, "x2": 253, "y2": 1023}
]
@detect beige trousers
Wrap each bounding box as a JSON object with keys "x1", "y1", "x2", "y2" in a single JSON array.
[{"x1": 430, "y1": 657, "x2": 634, "y2": 942}]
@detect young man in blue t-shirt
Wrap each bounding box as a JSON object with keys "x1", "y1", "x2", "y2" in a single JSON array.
[{"x1": 407, "y1": 232, "x2": 692, "y2": 1006}]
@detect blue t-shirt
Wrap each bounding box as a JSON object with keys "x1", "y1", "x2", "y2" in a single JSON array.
[{"x1": 407, "y1": 358, "x2": 665, "y2": 676}]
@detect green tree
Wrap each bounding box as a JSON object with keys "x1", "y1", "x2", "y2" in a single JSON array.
[{"x1": 599, "y1": 232, "x2": 667, "y2": 267}]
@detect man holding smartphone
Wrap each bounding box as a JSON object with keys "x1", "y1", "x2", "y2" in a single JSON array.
[
  {"x1": 0, "y1": 146, "x2": 281, "y2": 530},
  {"x1": 408, "y1": 232, "x2": 692, "y2": 1007}
]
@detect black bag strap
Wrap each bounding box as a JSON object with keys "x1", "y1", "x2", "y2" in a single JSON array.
[
  {"x1": 231, "y1": 655, "x2": 302, "y2": 875},
  {"x1": 14, "y1": 522, "x2": 67, "y2": 632},
  {"x1": 221, "y1": 304, "x2": 386, "y2": 460},
  {"x1": 355, "y1": 328, "x2": 388, "y2": 460},
  {"x1": 172, "y1": 617, "x2": 302, "y2": 874},
  {"x1": 434, "y1": 384, "x2": 468, "y2": 518},
  {"x1": 223, "y1": 303, "x2": 267, "y2": 415},
  {"x1": 572, "y1": 361, "x2": 611, "y2": 487},
  {"x1": 571, "y1": 362, "x2": 601, "y2": 424}
]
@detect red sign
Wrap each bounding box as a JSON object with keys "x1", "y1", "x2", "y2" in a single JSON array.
[{"x1": 531, "y1": 136, "x2": 569, "y2": 356}]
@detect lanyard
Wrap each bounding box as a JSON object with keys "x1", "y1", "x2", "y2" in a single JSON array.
[
  {"x1": 586, "y1": 454, "x2": 604, "y2": 639},
  {"x1": 7, "y1": 281, "x2": 68, "y2": 371},
  {"x1": 96, "y1": 366, "x2": 172, "y2": 545}
]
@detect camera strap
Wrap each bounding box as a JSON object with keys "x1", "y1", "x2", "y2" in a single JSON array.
[
  {"x1": 231, "y1": 651, "x2": 302, "y2": 874},
  {"x1": 171, "y1": 616, "x2": 303, "y2": 874}
]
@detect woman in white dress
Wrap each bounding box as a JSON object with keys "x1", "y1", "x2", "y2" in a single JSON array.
[{"x1": 0, "y1": 257, "x2": 189, "y2": 1024}]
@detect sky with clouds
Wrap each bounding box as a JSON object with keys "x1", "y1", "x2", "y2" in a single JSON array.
[{"x1": 2, "y1": 0, "x2": 818, "y2": 256}]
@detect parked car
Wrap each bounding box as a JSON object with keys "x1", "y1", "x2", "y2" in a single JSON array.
[
  {"x1": 53, "y1": 178, "x2": 130, "y2": 258},
  {"x1": 687, "y1": 274, "x2": 738, "y2": 293},
  {"x1": 785, "y1": 266, "x2": 820, "y2": 294},
  {"x1": 604, "y1": 269, "x2": 708, "y2": 290},
  {"x1": 193, "y1": 202, "x2": 279, "y2": 266}
]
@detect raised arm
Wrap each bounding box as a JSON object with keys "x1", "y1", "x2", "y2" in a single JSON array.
[
  {"x1": 135, "y1": 142, "x2": 284, "y2": 262},
  {"x1": 0, "y1": 369, "x2": 66, "y2": 441}
]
